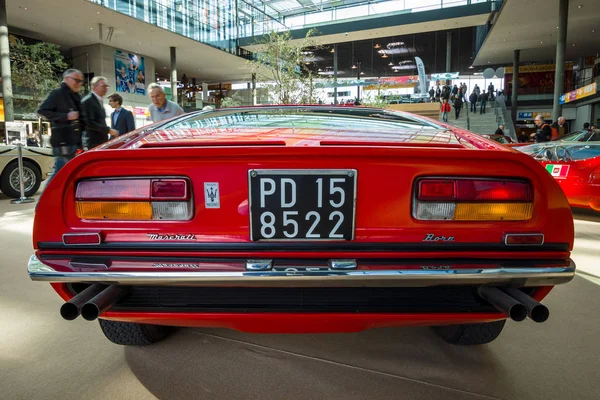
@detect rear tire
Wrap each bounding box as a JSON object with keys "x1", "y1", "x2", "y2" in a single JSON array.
[
  {"x1": 432, "y1": 320, "x2": 506, "y2": 345},
  {"x1": 0, "y1": 160, "x2": 42, "y2": 198},
  {"x1": 98, "y1": 319, "x2": 174, "y2": 346}
]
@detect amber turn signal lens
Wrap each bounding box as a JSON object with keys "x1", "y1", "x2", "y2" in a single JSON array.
[
  {"x1": 76, "y1": 201, "x2": 153, "y2": 220},
  {"x1": 454, "y1": 203, "x2": 533, "y2": 221}
]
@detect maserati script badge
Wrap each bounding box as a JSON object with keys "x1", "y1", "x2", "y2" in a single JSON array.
[{"x1": 147, "y1": 234, "x2": 196, "y2": 240}]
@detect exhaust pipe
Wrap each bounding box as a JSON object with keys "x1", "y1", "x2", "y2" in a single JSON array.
[
  {"x1": 81, "y1": 285, "x2": 129, "y2": 321},
  {"x1": 60, "y1": 284, "x2": 107, "y2": 320},
  {"x1": 477, "y1": 286, "x2": 527, "y2": 322},
  {"x1": 501, "y1": 287, "x2": 549, "y2": 323}
]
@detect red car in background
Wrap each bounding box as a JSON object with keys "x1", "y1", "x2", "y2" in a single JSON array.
[
  {"x1": 517, "y1": 143, "x2": 600, "y2": 211},
  {"x1": 28, "y1": 106, "x2": 575, "y2": 347}
]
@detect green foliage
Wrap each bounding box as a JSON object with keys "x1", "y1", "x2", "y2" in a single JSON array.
[
  {"x1": 360, "y1": 83, "x2": 391, "y2": 108},
  {"x1": 220, "y1": 91, "x2": 245, "y2": 108},
  {"x1": 9, "y1": 35, "x2": 68, "y2": 113},
  {"x1": 246, "y1": 29, "x2": 327, "y2": 104}
]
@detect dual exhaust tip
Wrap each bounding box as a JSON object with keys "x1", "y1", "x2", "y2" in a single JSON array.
[
  {"x1": 59, "y1": 284, "x2": 548, "y2": 323},
  {"x1": 478, "y1": 286, "x2": 549, "y2": 323},
  {"x1": 60, "y1": 284, "x2": 128, "y2": 321}
]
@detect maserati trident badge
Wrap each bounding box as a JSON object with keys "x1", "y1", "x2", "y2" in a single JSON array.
[{"x1": 204, "y1": 182, "x2": 220, "y2": 208}]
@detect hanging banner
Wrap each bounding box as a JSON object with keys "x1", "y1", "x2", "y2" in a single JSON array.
[
  {"x1": 559, "y1": 82, "x2": 597, "y2": 104},
  {"x1": 414, "y1": 57, "x2": 427, "y2": 94},
  {"x1": 115, "y1": 50, "x2": 146, "y2": 95},
  {"x1": 430, "y1": 72, "x2": 460, "y2": 80}
]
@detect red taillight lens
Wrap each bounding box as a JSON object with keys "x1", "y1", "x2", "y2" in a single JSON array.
[
  {"x1": 418, "y1": 180, "x2": 455, "y2": 200},
  {"x1": 151, "y1": 179, "x2": 188, "y2": 199},
  {"x1": 456, "y1": 180, "x2": 533, "y2": 202},
  {"x1": 76, "y1": 179, "x2": 151, "y2": 200}
]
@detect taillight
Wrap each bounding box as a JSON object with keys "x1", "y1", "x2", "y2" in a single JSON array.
[
  {"x1": 414, "y1": 178, "x2": 533, "y2": 221},
  {"x1": 75, "y1": 178, "x2": 192, "y2": 220}
]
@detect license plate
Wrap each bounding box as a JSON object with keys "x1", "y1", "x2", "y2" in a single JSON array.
[{"x1": 249, "y1": 170, "x2": 357, "y2": 241}]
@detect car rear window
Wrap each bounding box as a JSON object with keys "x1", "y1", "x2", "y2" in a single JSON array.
[{"x1": 162, "y1": 107, "x2": 445, "y2": 135}]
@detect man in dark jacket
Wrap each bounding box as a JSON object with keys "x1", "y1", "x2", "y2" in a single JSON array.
[
  {"x1": 531, "y1": 115, "x2": 551, "y2": 143},
  {"x1": 453, "y1": 96, "x2": 463, "y2": 119},
  {"x1": 469, "y1": 90, "x2": 478, "y2": 113},
  {"x1": 108, "y1": 93, "x2": 136, "y2": 135},
  {"x1": 479, "y1": 90, "x2": 488, "y2": 114},
  {"x1": 494, "y1": 125, "x2": 505, "y2": 136},
  {"x1": 81, "y1": 76, "x2": 118, "y2": 149},
  {"x1": 37, "y1": 69, "x2": 85, "y2": 183}
]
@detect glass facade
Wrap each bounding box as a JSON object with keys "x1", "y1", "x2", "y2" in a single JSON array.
[
  {"x1": 88, "y1": 0, "x2": 239, "y2": 53},
  {"x1": 88, "y1": 1, "x2": 494, "y2": 53}
]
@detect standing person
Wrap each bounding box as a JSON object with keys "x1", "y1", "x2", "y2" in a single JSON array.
[
  {"x1": 551, "y1": 116, "x2": 568, "y2": 140},
  {"x1": 440, "y1": 99, "x2": 451, "y2": 123},
  {"x1": 495, "y1": 125, "x2": 505, "y2": 136},
  {"x1": 474, "y1": 84, "x2": 481, "y2": 97},
  {"x1": 488, "y1": 82, "x2": 495, "y2": 100},
  {"x1": 531, "y1": 115, "x2": 551, "y2": 143},
  {"x1": 37, "y1": 69, "x2": 85, "y2": 183},
  {"x1": 148, "y1": 83, "x2": 184, "y2": 123},
  {"x1": 81, "y1": 76, "x2": 118, "y2": 149},
  {"x1": 429, "y1": 87, "x2": 435, "y2": 102},
  {"x1": 435, "y1": 85, "x2": 441, "y2": 103},
  {"x1": 453, "y1": 95, "x2": 463, "y2": 119},
  {"x1": 469, "y1": 90, "x2": 478, "y2": 113},
  {"x1": 108, "y1": 93, "x2": 136, "y2": 136},
  {"x1": 479, "y1": 90, "x2": 488, "y2": 114}
]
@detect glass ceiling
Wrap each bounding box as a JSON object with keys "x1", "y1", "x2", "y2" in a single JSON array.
[{"x1": 254, "y1": 0, "x2": 371, "y2": 18}]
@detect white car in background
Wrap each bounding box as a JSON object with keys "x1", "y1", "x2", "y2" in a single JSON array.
[{"x1": 0, "y1": 145, "x2": 54, "y2": 198}]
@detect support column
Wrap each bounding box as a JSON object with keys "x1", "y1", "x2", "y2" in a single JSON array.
[
  {"x1": 356, "y1": 62, "x2": 361, "y2": 102},
  {"x1": 446, "y1": 32, "x2": 452, "y2": 72},
  {"x1": 511, "y1": 49, "x2": 520, "y2": 125},
  {"x1": 170, "y1": 46, "x2": 177, "y2": 104},
  {"x1": 552, "y1": 0, "x2": 569, "y2": 122},
  {"x1": 251, "y1": 73, "x2": 256, "y2": 105},
  {"x1": 0, "y1": 0, "x2": 14, "y2": 130},
  {"x1": 333, "y1": 44, "x2": 338, "y2": 105},
  {"x1": 202, "y1": 82, "x2": 208, "y2": 102}
]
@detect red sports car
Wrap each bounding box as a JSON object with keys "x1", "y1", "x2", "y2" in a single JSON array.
[
  {"x1": 517, "y1": 143, "x2": 600, "y2": 212},
  {"x1": 28, "y1": 106, "x2": 575, "y2": 347}
]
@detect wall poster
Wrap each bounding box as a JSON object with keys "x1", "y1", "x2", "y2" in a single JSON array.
[{"x1": 114, "y1": 50, "x2": 146, "y2": 95}]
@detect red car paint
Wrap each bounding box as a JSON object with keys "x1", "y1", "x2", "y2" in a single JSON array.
[{"x1": 32, "y1": 106, "x2": 574, "y2": 333}]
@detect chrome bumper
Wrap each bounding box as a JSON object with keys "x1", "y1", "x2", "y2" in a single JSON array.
[{"x1": 27, "y1": 255, "x2": 576, "y2": 288}]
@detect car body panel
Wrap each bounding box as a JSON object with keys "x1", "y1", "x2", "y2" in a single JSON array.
[
  {"x1": 517, "y1": 143, "x2": 600, "y2": 211},
  {"x1": 0, "y1": 145, "x2": 54, "y2": 179},
  {"x1": 30, "y1": 106, "x2": 575, "y2": 333}
]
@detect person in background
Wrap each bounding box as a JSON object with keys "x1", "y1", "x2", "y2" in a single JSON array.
[
  {"x1": 440, "y1": 99, "x2": 451, "y2": 122},
  {"x1": 108, "y1": 93, "x2": 136, "y2": 136},
  {"x1": 488, "y1": 82, "x2": 495, "y2": 100},
  {"x1": 474, "y1": 84, "x2": 481, "y2": 97},
  {"x1": 469, "y1": 90, "x2": 478, "y2": 113},
  {"x1": 81, "y1": 76, "x2": 118, "y2": 149},
  {"x1": 583, "y1": 122, "x2": 591, "y2": 132},
  {"x1": 551, "y1": 116, "x2": 568, "y2": 140},
  {"x1": 531, "y1": 115, "x2": 551, "y2": 143},
  {"x1": 37, "y1": 68, "x2": 85, "y2": 183},
  {"x1": 518, "y1": 131, "x2": 528, "y2": 143},
  {"x1": 148, "y1": 83, "x2": 184, "y2": 123},
  {"x1": 479, "y1": 90, "x2": 488, "y2": 114},
  {"x1": 453, "y1": 95, "x2": 463, "y2": 119},
  {"x1": 495, "y1": 125, "x2": 505, "y2": 136},
  {"x1": 429, "y1": 87, "x2": 435, "y2": 102}
]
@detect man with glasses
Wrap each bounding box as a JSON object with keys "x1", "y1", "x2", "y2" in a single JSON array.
[
  {"x1": 81, "y1": 76, "x2": 119, "y2": 149},
  {"x1": 37, "y1": 69, "x2": 86, "y2": 184}
]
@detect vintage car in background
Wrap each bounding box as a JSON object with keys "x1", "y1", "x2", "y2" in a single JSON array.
[
  {"x1": 518, "y1": 142, "x2": 600, "y2": 211},
  {"x1": 559, "y1": 129, "x2": 600, "y2": 143},
  {"x1": 481, "y1": 133, "x2": 515, "y2": 145},
  {"x1": 28, "y1": 106, "x2": 575, "y2": 347},
  {"x1": 0, "y1": 145, "x2": 54, "y2": 198}
]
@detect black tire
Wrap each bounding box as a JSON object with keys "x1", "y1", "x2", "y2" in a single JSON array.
[
  {"x1": 98, "y1": 319, "x2": 174, "y2": 346},
  {"x1": 432, "y1": 320, "x2": 506, "y2": 345},
  {"x1": 0, "y1": 160, "x2": 42, "y2": 198}
]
